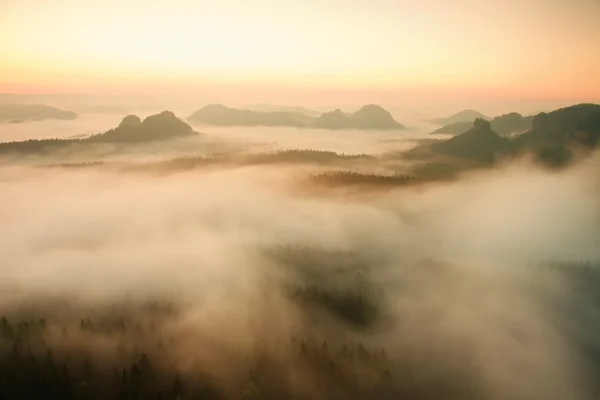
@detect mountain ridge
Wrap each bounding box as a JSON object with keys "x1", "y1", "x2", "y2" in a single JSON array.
[
  {"x1": 0, "y1": 104, "x2": 77, "y2": 123},
  {"x1": 188, "y1": 103, "x2": 405, "y2": 130}
]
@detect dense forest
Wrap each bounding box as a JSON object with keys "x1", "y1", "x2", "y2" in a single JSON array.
[
  {"x1": 1, "y1": 102, "x2": 600, "y2": 399},
  {"x1": 2, "y1": 258, "x2": 600, "y2": 399}
]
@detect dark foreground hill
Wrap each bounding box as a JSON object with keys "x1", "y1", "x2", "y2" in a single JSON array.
[
  {"x1": 0, "y1": 104, "x2": 77, "y2": 123},
  {"x1": 515, "y1": 104, "x2": 600, "y2": 148},
  {"x1": 0, "y1": 111, "x2": 198, "y2": 154},
  {"x1": 414, "y1": 103, "x2": 600, "y2": 168},
  {"x1": 513, "y1": 103, "x2": 600, "y2": 166}
]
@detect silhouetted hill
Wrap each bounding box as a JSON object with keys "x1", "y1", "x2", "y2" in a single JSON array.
[
  {"x1": 313, "y1": 109, "x2": 348, "y2": 129},
  {"x1": 577, "y1": 109, "x2": 600, "y2": 147},
  {"x1": 515, "y1": 104, "x2": 600, "y2": 148},
  {"x1": 187, "y1": 104, "x2": 313, "y2": 127},
  {"x1": 513, "y1": 103, "x2": 600, "y2": 167},
  {"x1": 430, "y1": 110, "x2": 488, "y2": 125},
  {"x1": 492, "y1": 113, "x2": 534, "y2": 136},
  {"x1": 0, "y1": 111, "x2": 197, "y2": 154},
  {"x1": 313, "y1": 105, "x2": 405, "y2": 130},
  {"x1": 415, "y1": 104, "x2": 600, "y2": 168},
  {"x1": 0, "y1": 104, "x2": 77, "y2": 123},
  {"x1": 246, "y1": 103, "x2": 321, "y2": 117},
  {"x1": 188, "y1": 104, "x2": 404, "y2": 130},
  {"x1": 431, "y1": 118, "x2": 511, "y2": 163},
  {"x1": 431, "y1": 112, "x2": 533, "y2": 136},
  {"x1": 88, "y1": 111, "x2": 196, "y2": 142}
]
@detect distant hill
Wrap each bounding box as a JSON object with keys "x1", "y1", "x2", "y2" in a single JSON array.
[
  {"x1": 188, "y1": 103, "x2": 405, "y2": 130},
  {"x1": 245, "y1": 104, "x2": 321, "y2": 117},
  {"x1": 0, "y1": 104, "x2": 77, "y2": 123},
  {"x1": 430, "y1": 121, "x2": 472, "y2": 136},
  {"x1": 431, "y1": 112, "x2": 533, "y2": 136},
  {"x1": 313, "y1": 105, "x2": 405, "y2": 130},
  {"x1": 0, "y1": 111, "x2": 198, "y2": 154},
  {"x1": 312, "y1": 109, "x2": 348, "y2": 129},
  {"x1": 188, "y1": 104, "x2": 314, "y2": 127},
  {"x1": 430, "y1": 110, "x2": 488, "y2": 125},
  {"x1": 491, "y1": 113, "x2": 534, "y2": 136}
]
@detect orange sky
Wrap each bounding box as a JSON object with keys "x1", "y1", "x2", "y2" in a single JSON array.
[{"x1": 1, "y1": 0, "x2": 599, "y2": 100}]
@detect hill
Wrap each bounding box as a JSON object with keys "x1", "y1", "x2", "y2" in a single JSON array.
[
  {"x1": 515, "y1": 104, "x2": 600, "y2": 148},
  {"x1": 313, "y1": 105, "x2": 405, "y2": 130},
  {"x1": 0, "y1": 111, "x2": 198, "y2": 154},
  {"x1": 88, "y1": 111, "x2": 197, "y2": 142},
  {"x1": 431, "y1": 112, "x2": 533, "y2": 136},
  {"x1": 187, "y1": 104, "x2": 313, "y2": 127},
  {"x1": 0, "y1": 104, "x2": 77, "y2": 123},
  {"x1": 245, "y1": 103, "x2": 321, "y2": 117},
  {"x1": 431, "y1": 118, "x2": 511, "y2": 163},
  {"x1": 513, "y1": 103, "x2": 600, "y2": 166},
  {"x1": 430, "y1": 109, "x2": 488, "y2": 125}
]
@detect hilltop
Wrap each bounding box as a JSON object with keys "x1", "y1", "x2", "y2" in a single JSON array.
[
  {"x1": 514, "y1": 103, "x2": 600, "y2": 166},
  {"x1": 430, "y1": 109, "x2": 489, "y2": 125},
  {"x1": 515, "y1": 104, "x2": 600, "y2": 148}
]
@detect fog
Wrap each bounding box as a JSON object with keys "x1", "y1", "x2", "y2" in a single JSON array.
[
  {"x1": 0, "y1": 114, "x2": 125, "y2": 142},
  {"x1": 0, "y1": 109, "x2": 599, "y2": 399}
]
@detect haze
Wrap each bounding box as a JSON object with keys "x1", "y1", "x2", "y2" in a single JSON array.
[
  {"x1": 2, "y1": 0, "x2": 600, "y2": 113},
  {"x1": 1, "y1": 1, "x2": 600, "y2": 399}
]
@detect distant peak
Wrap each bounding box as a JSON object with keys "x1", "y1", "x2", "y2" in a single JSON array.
[
  {"x1": 141, "y1": 110, "x2": 180, "y2": 124},
  {"x1": 357, "y1": 104, "x2": 386, "y2": 112},
  {"x1": 354, "y1": 105, "x2": 395, "y2": 119},
  {"x1": 119, "y1": 114, "x2": 141, "y2": 127}
]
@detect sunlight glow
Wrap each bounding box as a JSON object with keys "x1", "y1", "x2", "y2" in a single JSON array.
[{"x1": 1, "y1": 0, "x2": 599, "y2": 98}]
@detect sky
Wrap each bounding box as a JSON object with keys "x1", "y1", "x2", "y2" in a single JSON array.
[{"x1": 1, "y1": 0, "x2": 599, "y2": 103}]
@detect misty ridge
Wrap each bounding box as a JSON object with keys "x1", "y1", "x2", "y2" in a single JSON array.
[
  {"x1": 0, "y1": 99, "x2": 600, "y2": 400},
  {"x1": 0, "y1": 104, "x2": 78, "y2": 124},
  {"x1": 187, "y1": 104, "x2": 405, "y2": 130}
]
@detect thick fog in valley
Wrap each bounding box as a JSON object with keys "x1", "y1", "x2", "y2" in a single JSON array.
[{"x1": 0, "y1": 98, "x2": 599, "y2": 400}]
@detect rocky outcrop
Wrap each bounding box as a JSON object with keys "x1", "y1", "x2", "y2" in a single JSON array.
[
  {"x1": 313, "y1": 105, "x2": 405, "y2": 130},
  {"x1": 89, "y1": 111, "x2": 197, "y2": 142}
]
